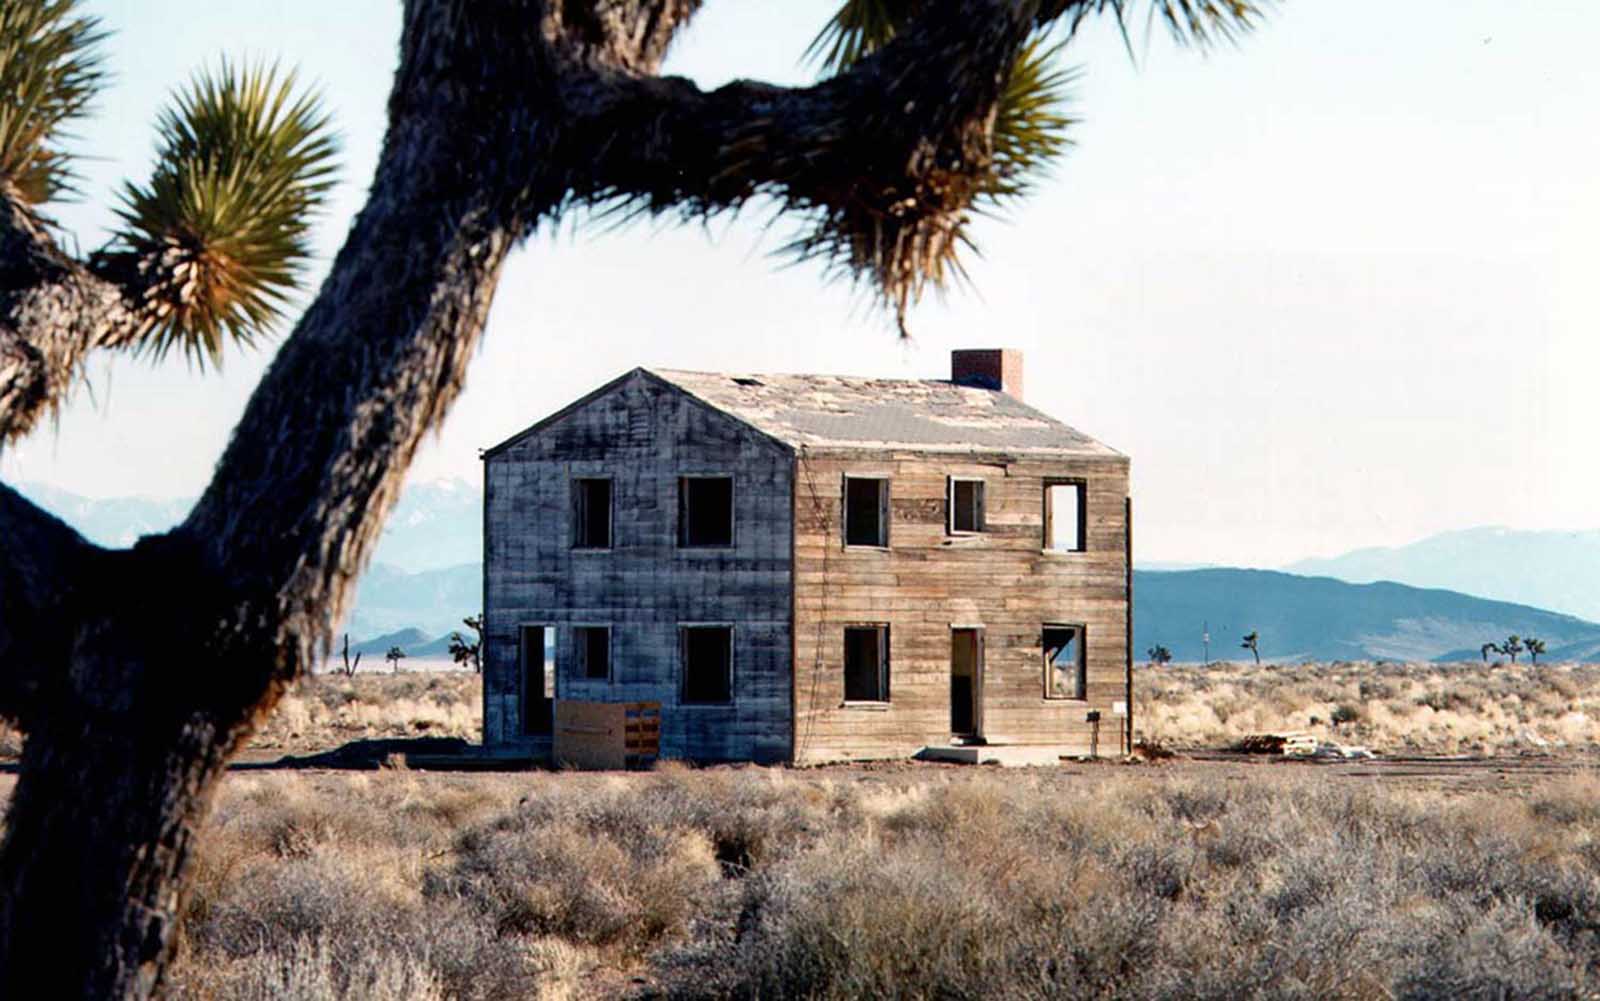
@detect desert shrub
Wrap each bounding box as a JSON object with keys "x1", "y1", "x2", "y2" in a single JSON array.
[{"x1": 1331, "y1": 703, "x2": 1362, "y2": 725}]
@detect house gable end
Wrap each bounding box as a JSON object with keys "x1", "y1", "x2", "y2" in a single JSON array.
[{"x1": 483, "y1": 368, "x2": 793, "y2": 464}]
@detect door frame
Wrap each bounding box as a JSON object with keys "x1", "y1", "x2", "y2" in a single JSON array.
[
  {"x1": 950, "y1": 625, "x2": 985, "y2": 741},
  {"x1": 519, "y1": 623, "x2": 556, "y2": 737}
]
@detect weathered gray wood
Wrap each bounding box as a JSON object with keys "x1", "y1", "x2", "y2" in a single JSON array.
[{"x1": 484, "y1": 371, "x2": 794, "y2": 762}]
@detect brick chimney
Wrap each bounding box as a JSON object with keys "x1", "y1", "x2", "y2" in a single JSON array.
[{"x1": 950, "y1": 349, "x2": 1023, "y2": 400}]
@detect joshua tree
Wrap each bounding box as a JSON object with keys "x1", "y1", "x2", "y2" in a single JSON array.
[
  {"x1": 336, "y1": 633, "x2": 362, "y2": 679},
  {"x1": 1147, "y1": 644, "x2": 1173, "y2": 667},
  {"x1": 1241, "y1": 630, "x2": 1261, "y2": 665},
  {"x1": 0, "y1": 1, "x2": 1267, "y2": 994},
  {"x1": 1503, "y1": 635, "x2": 1524, "y2": 664},
  {"x1": 449, "y1": 614, "x2": 484, "y2": 673},
  {"x1": 1526, "y1": 637, "x2": 1546, "y2": 665},
  {"x1": 1481, "y1": 642, "x2": 1499, "y2": 664},
  {"x1": 385, "y1": 645, "x2": 407, "y2": 674}
]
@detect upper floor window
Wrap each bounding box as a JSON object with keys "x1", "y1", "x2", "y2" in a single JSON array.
[
  {"x1": 1043, "y1": 625, "x2": 1086, "y2": 700},
  {"x1": 681, "y1": 625, "x2": 733, "y2": 704},
  {"x1": 843, "y1": 624, "x2": 890, "y2": 703},
  {"x1": 948, "y1": 477, "x2": 985, "y2": 534},
  {"x1": 1044, "y1": 481, "x2": 1085, "y2": 552},
  {"x1": 844, "y1": 476, "x2": 889, "y2": 547},
  {"x1": 572, "y1": 478, "x2": 612, "y2": 549},
  {"x1": 679, "y1": 476, "x2": 734, "y2": 547}
]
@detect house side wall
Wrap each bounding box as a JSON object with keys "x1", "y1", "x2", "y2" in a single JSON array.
[
  {"x1": 791, "y1": 450, "x2": 1131, "y2": 763},
  {"x1": 483, "y1": 373, "x2": 794, "y2": 762}
]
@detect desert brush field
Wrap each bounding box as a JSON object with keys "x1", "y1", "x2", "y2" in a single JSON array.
[
  {"x1": 154, "y1": 763, "x2": 1600, "y2": 999},
  {"x1": 2, "y1": 663, "x2": 1597, "y2": 999},
  {"x1": 228, "y1": 659, "x2": 1600, "y2": 759}
]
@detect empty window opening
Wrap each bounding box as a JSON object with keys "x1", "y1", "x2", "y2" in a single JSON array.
[
  {"x1": 949, "y1": 478, "x2": 985, "y2": 534},
  {"x1": 1044, "y1": 482, "x2": 1085, "y2": 552},
  {"x1": 844, "y1": 477, "x2": 889, "y2": 547},
  {"x1": 575, "y1": 626, "x2": 610, "y2": 681},
  {"x1": 843, "y1": 625, "x2": 890, "y2": 702},
  {"x1": 681, "y1": 626, "x2": 733, "y2": 704},
  {"x1": 1043, "y1": 625, "x2": 1086, "y2": 700},
  {"x1": 520, "y1": 625, "x2": 556, "y2": 736},
  {"x1": 572, "y1": 478, "x2": 612, "y2": 549},
  {"x1": 679, "y1": 477, "x2": 734, "y2": 547}
]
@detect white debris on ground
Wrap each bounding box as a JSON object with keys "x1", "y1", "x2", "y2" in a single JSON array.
[{"x1": 1280, "y1": 733, "x2": 1375, "y2": 759}]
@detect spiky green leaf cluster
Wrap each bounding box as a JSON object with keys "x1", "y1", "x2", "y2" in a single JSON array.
[
  {"x1": 0, "y1": 0, "x2": 106, "y2": 208},
  {"x1": 799, "y1": 0, "x2": 1264, "y2": 331},
  {"x1": 110, "y1": 61, "x2": 337, "y2": 367}
]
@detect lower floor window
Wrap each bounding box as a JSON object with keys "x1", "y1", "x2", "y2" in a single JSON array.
[
  {"x1": 1043, "y1": 625, "x2": 1086, "y2": 700},
  {"x1": 575, "y1": 626, "x2": 610, "y2": 681},
  {"x1": 681, "y1": 625, "x2": 733, "y2": 704},
  {"x1": 844, "y1": 624, "x2": 890, "y2": 702}
]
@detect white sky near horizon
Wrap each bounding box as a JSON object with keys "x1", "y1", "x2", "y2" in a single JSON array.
[{"x1": 2, "y1": 1, "x2": 1596, "y2": 568}]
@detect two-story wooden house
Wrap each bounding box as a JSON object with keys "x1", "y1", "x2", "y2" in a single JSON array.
[{"x1": 481, "y1": 350, "x2": 1132, "y2": 764}]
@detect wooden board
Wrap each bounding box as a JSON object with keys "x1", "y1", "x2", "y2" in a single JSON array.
[
  {"x1": 791, "y1": 450, "x2": 1131, "y2": 763},
  {"x1": 553, "y1": 700, "x2": 661, "y2": 770}
]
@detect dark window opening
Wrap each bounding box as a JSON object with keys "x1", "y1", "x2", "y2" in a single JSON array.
[
  {"x1": 844, "y1": 477, "x2": 888, "y2": 547},
  {"x1": 682, "y1": 626, "x2": 733, "y2": 704},
  {"x1": 844, "y1": 625, "x2": 890, "y2": 702},
  {"x1": 575, "y1": 626, "x2": 610, "y2": 681},
  {"x1": 1043, "y1": 625, "x2": 1086, "y2": 700},
  {"x1": 679, "y1": 477, "x2": 734, "y2": 547},
  {"x1": 573, "y1": 478, "x2": 612, "y2": 549},
  {"x1": 1045, "y1": 482, "x2": 1085, "y2": 552},
  {"x1": 950, "y1": 478, "x2": 985, "y2": 534}
]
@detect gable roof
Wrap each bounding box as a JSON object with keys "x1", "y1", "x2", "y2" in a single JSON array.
[{"x1": 649, "y1": 368, "x2": 1121, "y2": 458}]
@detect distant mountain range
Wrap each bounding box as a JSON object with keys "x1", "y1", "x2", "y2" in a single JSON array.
[
  {"x1": 1135, "y1": 568, "x2": 1600, "y2": 663},
  {"x1": 1287, "y1": 527, "x2": 1600, "y2": 624},
  {"x1": 10, "y1": 480, "x2": 1600, "y2": 662}
]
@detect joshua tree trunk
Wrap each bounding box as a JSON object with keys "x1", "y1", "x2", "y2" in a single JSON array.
[{"x1": 0, "y1": 1, "x2": 1043, "y2": 995}]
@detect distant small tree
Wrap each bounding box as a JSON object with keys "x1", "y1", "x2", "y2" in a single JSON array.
[
  {"x1": 385, "y1": 646, "x2": 406, "y2": 674},
  {"x1": 1241, "y1": 631, "x2": 1261, "y2": 666},
  {"x1": 1147, "y1": 644, "x2": 1173, "y2": 668},
  {"x1": 1526, "y1": 637, "x2": 1546, "y2": 665},
  {"x1": 448, "y1": 615, "x2": 484, "y2": 674},
  {"x1": 1502, "y1": 635, "x2": 1523, "y2": 664},
  {"x1": 335, "y1": 633, "x2": 362, "y2": 679},
  {"x1": 1481, "y1": 642, "x2": 1498, "y2": 664}
]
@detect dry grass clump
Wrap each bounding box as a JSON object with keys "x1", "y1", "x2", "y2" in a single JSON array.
[
  {"x1": 166, "y1": 765, "x2": 1600, "y2": 1000},
  {"x1": 1138, "y1": 660, "x2": 1600, "y2": 754},
  {"x1": 249, "y1": 671, "x2": 480, "y2": 754}
]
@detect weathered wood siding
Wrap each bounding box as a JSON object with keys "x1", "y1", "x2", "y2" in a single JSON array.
[
  {"x1": 483, "y1": 371, "x2": 795, "y2": 762},
  {"x1": 791, "y1": 449, "x2": 1131, "y2": 763}
]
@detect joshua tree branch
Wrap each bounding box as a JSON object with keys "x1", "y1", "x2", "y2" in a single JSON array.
[
  {"x1": 0, "y1": 482, "x2": 97, "y2": 725},
  {"x1": 0, "y1": 201, "x2": 151, "y2": 445}
]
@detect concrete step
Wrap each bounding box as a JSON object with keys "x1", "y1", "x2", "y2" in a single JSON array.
[{"x1": 916, "y1": 744, "x2": 1077, "y2": 767}]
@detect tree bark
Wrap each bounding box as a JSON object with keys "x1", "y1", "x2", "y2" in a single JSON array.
[{"x1": 0, "y1": 1, "x2": 1046, "y2": 995}]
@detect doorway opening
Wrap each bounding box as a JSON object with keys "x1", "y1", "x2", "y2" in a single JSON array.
[
  {"x1": 520, "y1": 625, "x2": 556, "y2": 736},
  {"x1": 950, "y1": 627, "x2": 983, "y2": 741}
]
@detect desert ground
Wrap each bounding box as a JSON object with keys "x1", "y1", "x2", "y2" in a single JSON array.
[{"x1": 2, "y1": 663, "x2": 1597, "y2": 999}]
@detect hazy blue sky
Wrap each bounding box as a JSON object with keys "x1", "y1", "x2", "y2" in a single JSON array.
[{"x1": 4, "y1": 1, "x2": 1596, "y2": 567}]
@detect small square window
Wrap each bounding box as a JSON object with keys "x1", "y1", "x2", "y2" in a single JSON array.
[
  {"x1": 679, "y1": 477, "x2": 734, "y2": 547},
  {"x1": 681, "y1": 626, "x2": 733, "y2": 704},
  {"x1": 843, "y1": 625, "x2": 890, "y2": 702},
  {"x1": 575, "y1": 626, "x2": 610, "y2": 681},
  {"x1": 949, "y1": 478, "x2": 985, "y2": 534},
  {"x1": 1044, "y1": 481, "x2": 1085, "y2": 552},
  {"x1": 1043, "y1": 625, "x2": 1086, "y2": 700},
  {"x1": 572, "y1": 478, "x2": 612, "y2": 549},
  {"x1": 844, "y1": 477, "x2": 889, "y2": 547}
]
